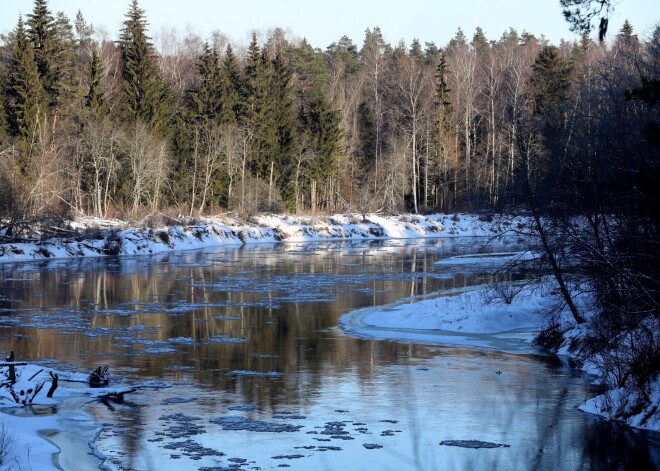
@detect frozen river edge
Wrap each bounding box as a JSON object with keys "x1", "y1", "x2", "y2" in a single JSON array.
[{"x1": 0, "y1": 213, "x2": 524, "y2": 263}]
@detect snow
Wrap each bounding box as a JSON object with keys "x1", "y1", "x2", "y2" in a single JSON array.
[
  {"x1": 339, "y1": 281, "x2": 554, "y2": 352},
  {"x1": 0, "y1": 363, "x2": 148, "y2": 470},
  {"x1": 0, "y1": 213, "x2": 525, "y2": 264},
  {"x1": 579, "y1": 377, "x2": 660, "y2": 432},
  {"x1": 341, "y1": 278, "x2": 660, "y2": 433}
]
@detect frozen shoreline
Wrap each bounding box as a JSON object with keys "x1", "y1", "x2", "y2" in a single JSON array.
[
  {"x1": 339, "y1": 281, "x2": 551, "y2": 352},
  {"x1": 0, "y1": 213, "x2": 527, "y2": 264},
  {"x1": 0, "y1": 364, "x2": 129, "y2": 470},
  {"x1": 339, "y1": 277, "x2": 660, "y2": 433}
]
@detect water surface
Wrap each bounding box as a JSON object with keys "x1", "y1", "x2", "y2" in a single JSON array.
[{"x1": 0, "y1": 238, "x2": 657, "y2": 470}]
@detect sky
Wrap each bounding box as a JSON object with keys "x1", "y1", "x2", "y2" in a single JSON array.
[{"x1": 1, "y1": 0, "x2": 658, "y2": 50}]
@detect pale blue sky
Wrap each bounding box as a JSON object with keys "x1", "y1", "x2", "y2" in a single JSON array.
[{"x1": 1, "y1": 0, "x2": 658, "y2": 49}]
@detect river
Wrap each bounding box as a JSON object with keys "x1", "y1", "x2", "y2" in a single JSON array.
[{"x1": 0, "y1": 237, "x2": 658, "y2": 470}]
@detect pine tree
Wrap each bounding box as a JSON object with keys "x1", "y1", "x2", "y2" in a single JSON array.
[
  {"x1": 118, "y1": 0, "x2": 170, "y2": 128},
  {"x1": 409, "y1": 39, "x2": 423, "y2": 61},
  {"x1": 219, "y1": 44, "x2": 243, "y2": 124},
  {"x1": 74, "y1": 10, "x2": 94, "y2": 45},
  {"x1": 191, "y1": 43, "x2": 221, "y2": 126},
  {"x1": 449, "y1": 28, "x2": 467, "y2": 48},
  {"x1": 85, "y1": 48, "x2": 107, "y2": 116},
  {"x1": 26, "y1": 0, "x2": 76, "y2": 111},
  {"x1": 270, "y1": 49, "x2": 296, "y2": 166},
  {"x1": 471, "y1": 27, "x2": 489, "y2": 51},
  {"x1": 326, "y1": 35, "x2": 361, "y2": 76},
  {"x1": 531, "y1": 46, "x2": 572, "y2": 119},
  {"x1": 434, "y1": 51, "x2": 456, "y2": 209},
  {"x1": 6, "y1": 17, "x2": 46, "y2": 140},
  {"x1": 305, "y1": 97, "x2": 341, "y2": 183}
]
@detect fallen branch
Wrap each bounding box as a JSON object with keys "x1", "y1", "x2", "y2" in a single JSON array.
[{"x1": 46, "y1": 372, "x2": 58, "y2": 398}]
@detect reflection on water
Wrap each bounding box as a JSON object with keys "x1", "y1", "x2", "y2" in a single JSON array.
[
  {"x1": 0, "y1": 405, "x2": 58, "y2": 416},
  {"x1": 0, "y1": 238, "x2": 658, "y2": 470}
]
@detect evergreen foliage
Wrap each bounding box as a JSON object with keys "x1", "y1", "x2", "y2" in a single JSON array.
[
  {"x1": 6, "y1": 17, "x2": 46, "y2": 140},
  {"x1": 118, "y1": 0, "x2": 171, "y2": 129},
  {"x1": 191, "y1": 43, "x2": 221, "y2": 126},
  {"x1": 219, "y1": 44, "x2": 243, "y2": 124},
  {"x1": 531, "y1": 46, "x2": 572, "y2": 119},
  {"x1": 471, "y1": 27, "x2": 489, "y2": 51},
  {"x1": 84, "y1": 48, "x2": 106, "y2": 116},
  {"x1": 26, "y1": 1, "x2": 76, "y2": 112}
]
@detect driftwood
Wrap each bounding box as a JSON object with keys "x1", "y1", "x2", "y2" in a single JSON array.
[
  {"x1": 46, "y1": 372, "x2": 58, "y2": 398},
  {"x1": 92, "y1": 386, "x2": 139, "y2": 401},
  {"x1": 5, "y1": 351, "x2": 16, "y2": 383},
  {"x1": 87, "y1": 365, "x2": 110, "y2": 386}
]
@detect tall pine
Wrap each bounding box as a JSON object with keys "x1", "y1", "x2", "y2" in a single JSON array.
[
  {"x1": 219, "y1": 44, "x2": 243, "y2": 124},
  {"x1": 84, "y1": 48, "x2": 107, "y2": 116},
  {"x1": 26, "y1": 0, "x2": 76, "y2": 114},
  {"x1": 118, "y1": 0, "x2": 170, "y2": 129},
  {"x1": 191, "y1": 43, "x2": 221, "y2": 126},
  {"x1": 6, "y1": 17, "x2": 46, "y2": 141},
  {"x1": 531, "y1": 46, "x2": 572, "y2": 121},
  {"x1": 434, "y1": 51, "x2": 457, "y2": 210}
]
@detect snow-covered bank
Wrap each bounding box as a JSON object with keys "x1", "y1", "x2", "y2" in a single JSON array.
[
  {"x1": 340, "y1": 279, "x2": 659, "y2": 433},
  {"x1": 339, "y1": 281, "x2": 554, "y2": 353},
  {"x1": 556, "y1": 319, "x2": 660, "y2": 433},
  {"x1": 0, "y1": 213, "x2": 525, "y2": 264},
  {"x1": 0, "y1": 362, "x2": 155, "y2": 470}
]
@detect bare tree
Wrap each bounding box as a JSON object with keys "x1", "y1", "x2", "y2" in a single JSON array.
[
  {"x1": 123, "y1": 123, "x2": 171, "y2": 216},
  {"x1": 79, "y1": 118, "x2": 120, "y2": 217},
  {"x1": 391, "y1": 49, "x2": 433, "y2": 213}
]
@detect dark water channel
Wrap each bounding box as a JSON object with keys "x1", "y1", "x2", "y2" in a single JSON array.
[{"x1": 0, "y1": 237, "x2": 658, "y2": 470}]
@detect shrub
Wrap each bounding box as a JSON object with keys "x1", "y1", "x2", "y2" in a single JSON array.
[
  {"x1": 103, "y1": 230, "x2": 123, "y2": 255},
  {"x1": 0, "y1": 419, "x2": 16, "y2": 466}
]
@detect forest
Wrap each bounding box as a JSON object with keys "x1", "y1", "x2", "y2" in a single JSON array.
[{"x1": 0, "y1": 0, "x2": 654, "y2": 220}]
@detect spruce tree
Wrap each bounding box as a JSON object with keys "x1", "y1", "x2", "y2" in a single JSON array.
[
  {"x1": 531, "y1": 46, "x2": 572, "y2": 120},
  {"x1": 26, "y1": 0, "x2": 76, "y2": 111},
  {"x1": 423, "y1": 42, "x2": 440, "y2": 65},
  {"x1": 6, "y1": 17, "x2": 46, "y2": 140},
  {"x1": 85, "y1": 48, "x2": 107, "y2": 116},
  {"x1": 219, "y1": 44, "x2": 243, "y2": 124},
  {"x1": 118, "y1": 0, "x2": 170, "y2": 128},
  {"x1": 270, "y1": 49, "x2": 296, "y2": 202},
  {"x1": 434, "y1": 51, "x2": 456, "y2": 209},
  {"x1": 409, "y1": 39, "x2": 423, "y2": 61},
  {"x1": 471, "y1": 27, "x2": 489, "y2": 51},
  {"x1": 449, "y1": 28, "x2": 467, "y2": 48},
  {"x1": 191, "y1": 43, "x2": 221, "y2": 126},
  {"x1": 305, "y1": 97, "x2": 341, "y2": 185},
  {"x1": 243, "y1": 38, "x2": 274, "y2": 178},
  {"x1": 434, "y1": 51, "x2": 453, "y2": 145},
  {"x1": 244, "y1": 33, "x2": 262, "y2": 94}
]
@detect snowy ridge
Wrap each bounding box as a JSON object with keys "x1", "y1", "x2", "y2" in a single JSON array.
[{"x1": 0, "y1": 213, "x2": 524, "y2": 263}]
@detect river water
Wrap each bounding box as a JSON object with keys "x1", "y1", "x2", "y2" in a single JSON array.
[{"x1": 0, "y1": 237, "x2": 658, "y2": 470}]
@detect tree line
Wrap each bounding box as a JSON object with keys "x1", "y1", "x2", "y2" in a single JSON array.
[{"x1": 0, "y1": 1, "x2": 657, "y2": 221}]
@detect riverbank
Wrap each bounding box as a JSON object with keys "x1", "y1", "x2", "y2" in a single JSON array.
[
  {"x1": 0, "y1": 213, "x2": 526, "y2": 263},
  {"x1": 339, "y1": 275, "x2": 660, "y2": 433},
  {"x1": 0, "y1": 364, "x2": 127, "y2": 470}
]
